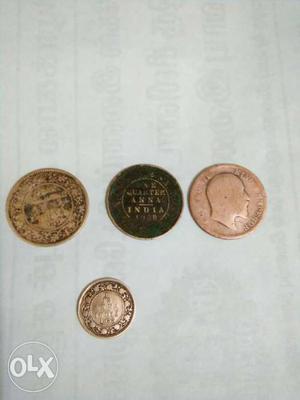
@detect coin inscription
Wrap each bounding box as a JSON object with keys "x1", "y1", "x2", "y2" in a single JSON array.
[
  {"x1": 122, "y1": 178, "x2": 170, "y2": 221},
  {"x1": 77, "y1": 278, "x2": 135, "y2": 338},
  {"x1": 6, "y1": 168, "x2": 88, "y2": 245},
  {"x1": 189, "y1": 164, "x2": 267, "y2": 239},
  {"x1": 106, "y1": 164, "x2": 183, "y2": 238}
]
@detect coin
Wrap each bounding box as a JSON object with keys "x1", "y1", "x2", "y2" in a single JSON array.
[
  {"x1": 6, "y1": 168, "x2": 88, "y2": 246},
  {"x1": 106, "y1": 164, "x2": 183, "y2": 239},
  {"x1": 189, "y1": 164, "x2": 267, "y2": 239},
  {"x1": 77, "y1": 278, "x2": 135, "y2": 338}
]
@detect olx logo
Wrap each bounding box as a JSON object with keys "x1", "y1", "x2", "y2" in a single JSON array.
[{"x1": 8, "y1": 342, "x2": 58, "y2": 392}]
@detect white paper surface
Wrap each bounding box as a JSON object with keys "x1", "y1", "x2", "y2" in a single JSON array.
[{"x1": 1, "y1": 1, "x2": 300, "y2": 399}]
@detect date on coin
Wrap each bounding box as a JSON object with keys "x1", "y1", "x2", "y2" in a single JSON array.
[
  {"x1": 106, "y1": 164, "x2": 183, "y2": 239},
  {"x1": 77, "y1": 278, "x2": 135, "y2": 338},
  {"x1": 6, "y1": 168, "x2": 88, "y2": 246},
  {"x1": 189, "y1": 164, "x2": 267, "y2": 239}
]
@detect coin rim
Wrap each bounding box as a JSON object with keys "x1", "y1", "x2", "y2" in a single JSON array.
[
  {"x1": 105, "y1": 163, "x2": 184, "y2": 240},
  {"x1": 5, "y1": 167, "x2": 89, "y2": 247},
  {"x1": 77, "y1": 277, "x2": 135, "y2": 339},
  {"x1": 188, "y1": 163, "x2": 267, "y2": 240}
]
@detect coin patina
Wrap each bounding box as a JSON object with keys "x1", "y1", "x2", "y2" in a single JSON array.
[
  {"x1": 6, "y1": 168, "x2": 88, "y2": 245},
  {"x1": 106, "y1": 164, "x2": 183, "y2": 239},
  {"x1": 189, "y1": 163, "x2": 267, "y2": 239},
  {"x1": 77, "y1": 278, "x2": 135, "y2": 338}
]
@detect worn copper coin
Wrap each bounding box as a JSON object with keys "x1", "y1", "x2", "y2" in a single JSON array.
[
  {"x1": 106, "y1": 164, "x2": 183, "y2": 239},
  {"x1": 189, "y1": 164, "x2": 267, "y2": 239},
  {"x1": 77, "y1": 278, "x2": 135, "y2": 338},
  {"x1": 6, "y1": 168, "x2": 88, "y2": 246}
]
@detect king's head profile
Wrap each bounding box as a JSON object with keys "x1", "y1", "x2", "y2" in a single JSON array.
[{"x1": 206, "y1": 173, "x2": 250, "y2": 230}]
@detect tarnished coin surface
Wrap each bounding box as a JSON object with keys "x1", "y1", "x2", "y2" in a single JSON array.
[
  {"x1": 77, "y1": 278, "x2": 135, "y2": 338},
  {"x1": 106, "y1": 164, "x2": 183, "y2": 239},
  {"x1": 189, "y1": 164, "x2": 267, "y2": 239},
  {"x1": 6, "y1": 168, "x2": 88, "y2": 246}
]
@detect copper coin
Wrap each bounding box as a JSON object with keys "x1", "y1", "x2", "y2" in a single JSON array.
[
  {"x1": 106, "y1": 164, "x2": 183, "y2": 239},
  {"x1": 6, "y1": 168, "x2": 88, "y2": 246},
  {"x1": 189, "y1": 164, "x2": 267, "y2": 239},
  {"x1": 77, "y1": 278, "x2": 135, "y2": 338}
]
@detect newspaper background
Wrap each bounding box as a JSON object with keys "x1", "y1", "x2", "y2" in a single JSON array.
[{"x1": 0, "y1": 0, "x2": 300, "y2": 399}]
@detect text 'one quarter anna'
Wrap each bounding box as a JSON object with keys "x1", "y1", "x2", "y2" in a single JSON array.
[{"x1": 106, "y1": 164, "x2": 183, "y2": 239}]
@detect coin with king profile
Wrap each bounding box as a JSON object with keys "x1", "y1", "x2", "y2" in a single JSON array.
[{"x1": 188, "y1": 164, "x2": 267, "y2": 239}]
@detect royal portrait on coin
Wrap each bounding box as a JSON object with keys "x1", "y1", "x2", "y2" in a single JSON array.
[
  {"x1": 77, "y1": 278, "x2": 135, "y2": 338},
  {"x1": 106, "y1": 164, "x2": 183, "y2": 239},
  {"x1": 6, "y1": 168, "x2": 88, "y2": 245},
  {"x1": 189, "y1": 164, "x2": 267, "y2": 239}
]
